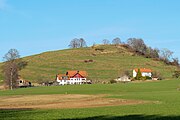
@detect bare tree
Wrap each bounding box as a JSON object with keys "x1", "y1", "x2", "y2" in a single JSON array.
[
  {"x1": 3, "y1": 62, "x2": 18, "y2": 90},
  {"x1": 127, "y1": 38, "x2": 147, "y2": 54},
  {"x1": 145, "y1": 47, "x2": 159, "y2": 58},
  {"x1": 102, "y1": 39, "x2": 110, "y2": 45},
  {"x1": 69, "y1": 38, "x2": 87, "y2": 48},
  {"x1": 160, "y1": 48, "x2": 173, "y2": 63},
  {"x1": 68, "y1": 38, "x2": 80, "y2": 48},
  {"x1": 171, "y1": 57, "x2": 179, "y2": 66},
  {"x1": 112, "y1": 37, "x2": 121, "y2": 45},
  {"x1": 151, "y1": 48, "x2": 160, "y2": 58},
  {"x1": 3, "y1": 49, "x2": 20, "y2": 62},
  {"x1": 79, "y1": 38, "x2": 87, "y2": 48},
  {"x1": 2, "y1": 49, "x2": 27, "y2": 90}
]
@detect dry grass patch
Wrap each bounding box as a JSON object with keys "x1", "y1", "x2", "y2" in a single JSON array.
[
  {"x1": 0, "y1": 94, "x2": 150, "y2": 109},
  {"x1": 0, "y1": 86, "x2": 4, "y2": 90}
]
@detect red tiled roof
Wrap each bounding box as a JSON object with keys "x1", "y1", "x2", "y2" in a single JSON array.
[
  {"x1": 67, "y1": 70, "x2": 87, "y2": 77},
  {"x1": 57, "y1": 71, "x2": 87, "y2": 80},
  {"x1": 134, "y1": 68, "x2": 152, "y2": 73}
]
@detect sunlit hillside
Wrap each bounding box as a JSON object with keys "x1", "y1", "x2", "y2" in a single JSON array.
[{"x1": 0, "y1": 45, "x2": 177, "y2": 83}]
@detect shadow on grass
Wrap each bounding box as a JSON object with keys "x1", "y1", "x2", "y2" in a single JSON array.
[
  {"x1": 0, "y1": 108, "x2": 33, "y2": 120},
  {"x1": 61, "y1": 115, "x2": 180, "y2": 120},
  {"x1": 0, "y1": 109, "x2": 180, "y2": 120}
]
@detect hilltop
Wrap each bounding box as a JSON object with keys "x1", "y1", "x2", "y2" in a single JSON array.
[{"x1": 0, "y1": 45, "x2": 178, "y2": 83}]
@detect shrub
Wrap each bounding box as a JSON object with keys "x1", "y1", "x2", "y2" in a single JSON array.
[
  {"x1": 172, "y1": 70, "x2": 180, "y2": 78},
  {"x1": 152, "y1": 71, "x2": 163, "y2": 80},
  {"x1": 141, "y1": 76, "x2": 147, "y2": 81},
  {"x1": 146, "y1": 76, "x2": 152, "y2": 80},
  {"x1": 110, "y1": 79, "x2": 117, "y2": 84},
  {"x1": 124, "y1": 70, "x2": 132, "y2": 78}
]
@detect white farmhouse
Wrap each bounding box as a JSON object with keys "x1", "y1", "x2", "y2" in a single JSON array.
[
  {"x1": 133, "y1": 68, "x2": 152, "y2": 78},
  {"x1": 56, "y1": 70, "x2": 88, "y2": 85}
]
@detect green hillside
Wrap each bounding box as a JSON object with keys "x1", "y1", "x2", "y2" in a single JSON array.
[{"x1": 0, "y1": 45, "x2": 177, "y2": 83}]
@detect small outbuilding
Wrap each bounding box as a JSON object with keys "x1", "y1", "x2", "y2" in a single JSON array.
[
  {"x1": 114, "y1": 75, "x2": 131, "y2": 82},
  {"x1": 17, "y1": 79, "x2": 31, "y2": 88}
]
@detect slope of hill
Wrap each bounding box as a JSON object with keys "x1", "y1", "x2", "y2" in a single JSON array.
[{"x1": 0, "y1": 45, "x2": 177, "y2": 83}]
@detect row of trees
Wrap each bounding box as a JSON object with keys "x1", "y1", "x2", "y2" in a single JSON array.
[
  {"x1": 102, "y1": 37, "x2": 121, "y2": 45},
  {"x1": 69, "y1": 38, "x2": 87, "y2": 48},
  {"x1": 2, "y1": 49, "x2": 27, "y2": 90},
  {"x1": 68, "y1": 37, "x2": 179, "y2": 80},
  {"x1": 69, "y1": 37, "x2": 178, "y2": 66},
  {"x1": 126, "y1": 38, "x2": 178, "y2": 66},
  {"x1": 69, "y1": 37, "x2": 122, "y2": 48},
  {"x1": 127, "y1": 38, "x2": 160, "y2": 58}
]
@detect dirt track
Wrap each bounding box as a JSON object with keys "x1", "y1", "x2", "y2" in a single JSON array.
[{"x1": 0, "y1": 94, "x2": 148, "y2": 109}]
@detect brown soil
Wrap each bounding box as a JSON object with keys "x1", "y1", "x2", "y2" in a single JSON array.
[
  {"x1": 0, "y1": 94, "x2": 148, "y2": 109},
  {"x1": 0, "y1": 86, "x2": 3, "y2": 90}
]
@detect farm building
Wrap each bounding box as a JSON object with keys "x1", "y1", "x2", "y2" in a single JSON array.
[
  {"x1": 17, "y1": 79, "x2": 31, "y2": 88},
  {"x1": 56, "y1": 70, "x2": 90, "y2": 85},
  {"x1": 115, "y1": 75, "x2": 131, "y2": 82},
  {"x1": 133, "y1": 68, "x2": 152, "y2": 78}
]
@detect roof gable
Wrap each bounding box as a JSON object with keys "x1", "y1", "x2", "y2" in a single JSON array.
[{"x1": 134, "y1": 68, "x2": 152, "y2": 73}]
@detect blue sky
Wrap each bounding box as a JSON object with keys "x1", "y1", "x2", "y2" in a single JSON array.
[{"x1": 0, "y1": 0, "x2": 180, "y2": 61}]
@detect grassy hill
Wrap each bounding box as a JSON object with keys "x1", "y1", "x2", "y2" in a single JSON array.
[{"x1": 0, "y1": 45, "x2": 178, "y2": 83}]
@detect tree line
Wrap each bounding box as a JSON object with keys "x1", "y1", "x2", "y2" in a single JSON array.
[
  {"x1": 68, "y1": 37, "x2": 122, "y2": 49},
  {"x1": 126, "y1": 38, "x2": 178, "y2": 66},
  {"x1": 69, "y1": 37, "x2": 179, "y2": 66}
]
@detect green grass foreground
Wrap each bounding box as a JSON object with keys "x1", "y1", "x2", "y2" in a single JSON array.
[{"x1": 0, "y1": 79, "x2": 180, "y2": 120}]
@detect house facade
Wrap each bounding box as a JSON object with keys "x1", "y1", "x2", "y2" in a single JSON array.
[
  {"x1": 56, "y1": 70, "x2": 88, "y2": 85},
  {"x1": 133, "y1": 68, "x2": 152, "y2": 78}
]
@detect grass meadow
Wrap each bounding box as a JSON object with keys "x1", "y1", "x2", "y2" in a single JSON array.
[{"x1": 0, "y1": 79, "x2": 180, "y2": 120}]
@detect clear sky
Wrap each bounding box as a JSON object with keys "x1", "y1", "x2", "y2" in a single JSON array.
[{"x1": 0, "y1": 0, "x2": 180, "y2": 61}]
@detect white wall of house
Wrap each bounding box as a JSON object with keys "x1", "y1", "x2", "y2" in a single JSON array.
[
  {"x1": 133, "y1": 70, "x2": 152, "y2": 78},
  {"x1": 57, "y1": 79, "x2": 67, "y2": 85},
  {"x1": 133, "y1": 70, "x2": 137, "y2": 78},
  {"x1": 57, "y1": 78, "x2": 86, "y2": 85},
  {"x1": 142, "y1": 72, "x2": 152, "y2": 77}
]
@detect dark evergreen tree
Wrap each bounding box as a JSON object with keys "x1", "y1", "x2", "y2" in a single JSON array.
[{"x1": 135, "y1": 69, "x2": 142, "y2": 80}]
